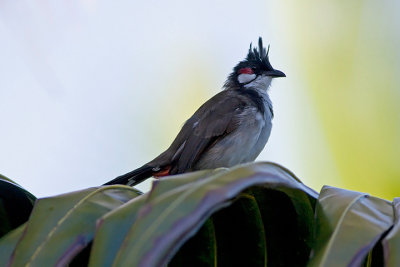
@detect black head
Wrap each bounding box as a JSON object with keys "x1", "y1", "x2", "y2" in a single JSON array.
[{"x1": 224, "y1": 37, "x2": 285, "y2": 89}]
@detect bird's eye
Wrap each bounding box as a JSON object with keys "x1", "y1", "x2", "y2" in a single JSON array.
[{"x1": 238, "y1": 67, "x2": 254, "y2": 75}]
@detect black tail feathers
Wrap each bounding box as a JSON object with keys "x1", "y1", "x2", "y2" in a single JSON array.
[{"x1": 103, "y1": 165, "x2": 154, "y2": 186}]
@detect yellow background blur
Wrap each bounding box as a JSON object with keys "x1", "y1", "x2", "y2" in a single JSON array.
[{"x1": 0, "y1": 1, "x2": 399, "y2": 199}]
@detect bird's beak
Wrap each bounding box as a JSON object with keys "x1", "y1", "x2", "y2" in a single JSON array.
[{"x1": 264, "y1": 69, "x2": 286, "y2": 78}]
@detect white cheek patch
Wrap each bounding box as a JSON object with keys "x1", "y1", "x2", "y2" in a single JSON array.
[
  {"x1": 244, "y1": 75, "x2": 273, "y2": 90},
  {"x1": 238, "y1": 73, "x2": 256, "y2": 84}
]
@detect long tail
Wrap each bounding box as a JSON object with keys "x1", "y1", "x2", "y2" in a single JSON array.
[{"x1": 103, "y1": 165, "x2": 154, "y2": 186}]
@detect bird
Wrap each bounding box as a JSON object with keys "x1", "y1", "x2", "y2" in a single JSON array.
[{"x1": 104, "y1": 37, "x2": 285, "y2": 186}]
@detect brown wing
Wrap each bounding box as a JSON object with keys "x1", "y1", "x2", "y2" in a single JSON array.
[{"x1": 168, "y1": 90, "x2": 248, "y2": 174}]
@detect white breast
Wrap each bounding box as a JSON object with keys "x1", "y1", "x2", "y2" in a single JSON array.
[{"x1": 193, "y1": 104, "x2": 272, "y2": 170}]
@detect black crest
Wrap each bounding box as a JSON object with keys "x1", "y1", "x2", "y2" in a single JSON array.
[
  {"x1": 246, "y1": 37, "x2": 273, "y2": 70},
  {"x1": 224, "y1": 37, "x2": 275, "y2": 88}
]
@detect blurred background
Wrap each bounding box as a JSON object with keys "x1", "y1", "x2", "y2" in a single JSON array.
[{"x1": 0, "y1": 1, "x2": 399, "y2": 199}]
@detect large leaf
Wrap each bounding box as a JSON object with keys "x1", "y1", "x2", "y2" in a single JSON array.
[
  {"x1": 0, "y1": 174, "x2": 21, "y2": 185},
  {"x1": 209, "y1": 191, "x2": 267, "y2": 267},
  {"x1": 3, "y1": 185, "x2": 141, "y2": 266},
  {"x1": 0, "y1": 175, "x2": 36, "y2": 238},
  {"x1": 171, "y1": 186, "x2": 315, "y2": 267},
  {"x1": 168, "y1": 217, "x2": 216, "y2": 266},
  {"x1": 90, "y1": 162, "x2": 318, "y2": 267},
  {"x1": 308, "y1": 186, "x2": 394, "y2": 267},
  {"x1": 5, "y1": 162, "x2": 397, "y2": 266},
  {"x1": 88, "y1": 194, "x2": 148, "y2": 266},
  {"x1": 0, "y1": 224, "x2": 26, "y2": 262},
  {"x1": 381, "y1": 197, "x2": 400, "y2": 267},
  {"x1": 89, "y1": 170, "x2": 215, "y2": 266},
  {"x1": 250, "y1": 186, "x2": 315, "y2": 266}
]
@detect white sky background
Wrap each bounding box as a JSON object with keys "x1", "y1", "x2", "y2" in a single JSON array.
[{"x1": 0, "y1": 0, "x2": 332, "y2": 197}]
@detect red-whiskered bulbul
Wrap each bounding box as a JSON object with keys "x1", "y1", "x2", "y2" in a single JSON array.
[{"x1": 104, "y1": 37, "x2": 285, "y2": 186}]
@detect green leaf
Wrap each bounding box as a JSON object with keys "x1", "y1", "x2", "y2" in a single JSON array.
[
  {"x1": 89, "y1": 169, "x2": 218, "y2": 267},
  {"x1": 0, "y1": 224, "x2": 26, "y2": 262},
  {"x1": 0, "y1": 176, "x2": 36, "y2": 238},
  {"x1": 381, "y1": 197, "x2": 400, "y2": 267},
  {"x1": 309, "y1": 186, "x2": 394, "y2": 267},
  {"x1": 210, "y1": 192, "x2": 267, "y2": 267},
  {"x1": 6, "y1": 185, "x2": 141, "y2": 266},
  {"x1": 101, "y1": 162, "x2": 317, "y2": 267},
  {"x1": 170, "y1": 184, "x2": 316, "y2": 267},
  {"x1": 251, "y1": 187, "x2": 315, "y2": 266},
  {"x1": 168, "y1": 217, "x2": 217, "y2": 267},
  {"x1": 0, "y1": 174, "x2": 21, "y2": 185},
  {"x1": 89, "y1": 194, "x2": 148, "y2": 266},
  {"x1": 147, "y1": 169, "x2": 218, "y2": 197}
]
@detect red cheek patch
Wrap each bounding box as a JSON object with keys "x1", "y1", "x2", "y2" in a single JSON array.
[{"x1": 238, "y1": 67, "x2": 254, "y2": 74}]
